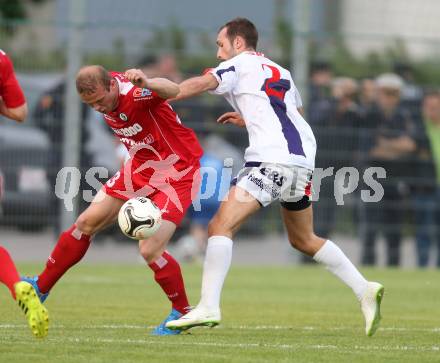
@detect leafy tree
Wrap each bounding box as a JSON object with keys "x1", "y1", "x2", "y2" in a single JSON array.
[
  {"x1": 274, "y1": 0, "x2": 293, "y2": 68},
  {"x1": 0, "y1": 0, "x2": 48, "y2": 34}
]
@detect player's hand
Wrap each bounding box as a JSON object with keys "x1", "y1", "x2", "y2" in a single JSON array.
[
  {"x1": 217, "y1": 112, "x2": 246, "y2": 128},
  {"x1": 124, "y1": 69, "x2": 148, "y2": 88},
  {"x1": 0, "y1": 97, "x2": 7, "y2": 114}
]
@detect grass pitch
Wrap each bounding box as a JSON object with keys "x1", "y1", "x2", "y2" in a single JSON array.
[{"x1": 0, "y1": 264, "x2": 439, "y2": 363}]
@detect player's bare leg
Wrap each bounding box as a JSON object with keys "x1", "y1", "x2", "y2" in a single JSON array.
[
  {"x1": 139, "y1": 220, "x2": 193, "y2": 335},
  {"x1": 166, "y1": 186, "x2": 260, "y2": 331},
  {"x1": 139, "y1": 220, "x2": 177, "y2": 264},
  {"x1": 281, "y1": 205, "x2": 384, "y2": 336},
  {"x1": 25, "y1": 189, "x2": 124, "y2": 299},
  {"x1": 75, "y1": 189, "x2": 126, "y2": 235}
]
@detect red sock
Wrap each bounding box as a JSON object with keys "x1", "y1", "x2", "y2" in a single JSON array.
[
  {"x1": 0, "y1": 246, "x2": 20, "y2": 299},
  {"x1": 148, "y1": 251, "x2": 190, "y2": 314},
  {"x1": 38, "y1": 225, "x2": 91, "y2": 294}
]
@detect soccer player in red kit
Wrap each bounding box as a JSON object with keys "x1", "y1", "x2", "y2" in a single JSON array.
[
  {"x1": 23, "y1": 65, "x2": 202, "y2": 335},
  {"x1": 0, "y1": 49, "x2": 27, "y2": 121},
  {"x1": 0, "y1": 49, "x2": 49, "y2": 338}
]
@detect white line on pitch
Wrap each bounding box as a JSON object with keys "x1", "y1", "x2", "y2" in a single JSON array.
[
  {"x1": 1, "y1": 324, "x2": 440, "y2": 333},
  {"x1": 0, "y1": 335, "x2": 439, "y2": 352}
]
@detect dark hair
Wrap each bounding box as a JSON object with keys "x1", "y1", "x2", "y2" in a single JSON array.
[
  {"x1": 423, "y1": 89, "x2": 440, "y2": 99},
  {"x1": 310, "y1": 61, "x2": 332, "y2": 75},
  {"x1": 76, "y1": 65, "x2": 111, "y2": 94},
  {"x1": 219, "y1": 17, "x2": 258, "y2": 50},
  {"x1": 136, "y1": 55, "x2": 158, "y2": 68}
]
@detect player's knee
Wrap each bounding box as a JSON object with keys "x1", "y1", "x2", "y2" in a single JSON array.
[
  {"x1": 207, "y1": 219, "x2": 218, "y2": 236},
  {"x1": 288, "y1": 232, "x2": 316, "y2": 251},
  {"x1": 208, "y1": 215, "x2": 231, "y2": 237},
  {"x1": 75, "y1": 214, "x2": 99, "y2": 235},
  {"x1": 138, "y1": 238, "x2": 161, "y2": 262}
]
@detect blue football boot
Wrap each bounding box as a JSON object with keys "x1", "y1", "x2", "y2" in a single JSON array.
[
  {"x1": 21, "y1": 276, "x2": 49, "y2": 303},
  {"x1": 151, "y1": 308, "x2": 183, "y2": 336}
]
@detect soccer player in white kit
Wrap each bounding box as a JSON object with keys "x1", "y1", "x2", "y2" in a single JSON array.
[{"x1": 166, "y1": 18, "x2": 384, "y2": 336}]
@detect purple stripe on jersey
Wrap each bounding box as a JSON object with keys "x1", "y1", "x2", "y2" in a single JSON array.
[
  {"x1": 216, "y1": 66, "x2": 235, "y2": 80},
  {"x1": 261, "y1": 78, "x2": 305, "y2": 157},
  {"x1": 244, "y1": 162, "x2": 262, "y2": 167}
]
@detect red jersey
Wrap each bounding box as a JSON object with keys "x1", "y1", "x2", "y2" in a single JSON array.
[
  {"x1": 0, "y1": 49, "x2": 26, "y2": 108},
  {"x1": 103, "y1": 72, "x2": 203, "y2": 174}
]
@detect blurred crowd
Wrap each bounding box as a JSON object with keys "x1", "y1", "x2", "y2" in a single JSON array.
[
  {"x1": 308, "y1": 61, "x2": 440, "y2": 268},
  {"x1": 30, "y1": 56, "x2": 440, "y2": 268}
]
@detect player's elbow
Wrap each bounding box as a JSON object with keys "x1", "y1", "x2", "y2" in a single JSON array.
[
  {"x1": 11, "y1": 104, "x2": 28, "y2": 122},
  {"x1": 15, "y1": 109, "x2": 28, "y2": 123},
  {"x1": 168, "y1": 84, "x2": 180, "y2": 99},
  {"x1": 203, "y1": 73, "x2": 219, "y2": 92}
]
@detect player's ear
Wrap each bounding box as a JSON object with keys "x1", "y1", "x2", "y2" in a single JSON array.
[
  {"x1": 234, "y1": 36, "x2": 245, "y2": 50},
  {"x1": 109, "y1": 78, "x2": 117, "y2": 91}
]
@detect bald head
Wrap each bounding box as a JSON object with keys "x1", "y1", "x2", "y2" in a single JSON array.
[
  {"x1": 76, "y1": 65, "x2": 119, "y2": 114},
  {"x1": 76, "y1": 65, "x2": 111, "y2": 95}
]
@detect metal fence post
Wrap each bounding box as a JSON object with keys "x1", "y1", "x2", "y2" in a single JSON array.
[
  {"x1": 59, "y1": 0, "x2": 85, "y2": 231},
  {"x1": 292, "y1": 0, "x2": 310, "y2": 109}
]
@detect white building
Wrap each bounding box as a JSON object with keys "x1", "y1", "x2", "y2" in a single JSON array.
[{"x1": 339, "y1": 0, "x2": 440, "y2": 59}]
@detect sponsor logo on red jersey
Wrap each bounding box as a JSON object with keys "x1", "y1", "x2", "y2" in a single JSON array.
[
  {"x1": 120, "y1": 134, "x2": 155, "y2": 147},
  {"x1": 133, "y1": 87, "x2": 153, "y2": 100},
  {"x1": 112, "y1": 123, "x2": 143, "y2": 137}
]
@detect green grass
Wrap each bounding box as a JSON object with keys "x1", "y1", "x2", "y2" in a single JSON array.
[{"x1": 0, "y1": 264, "x2": 439, "y2": 363}]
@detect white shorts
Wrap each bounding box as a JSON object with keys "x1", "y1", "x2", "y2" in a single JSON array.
[{"x1": 231, "y1": 162, "x2": 313, "y2": 208}]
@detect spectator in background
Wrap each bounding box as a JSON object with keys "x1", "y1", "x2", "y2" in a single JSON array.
[
  {"x1": 412, "y1": 91, "x2": 440, "y2": 267},
  {"x1": 136, "y1": 54, "x2": 158, "y2": 73},
  {"x1": 33, "y1": 79, "x2": 91, "y2": 168},
  {"x1": 309, "y1": 61, "x2": 333, "y2": 102},
  {"x1": 33, "y1": 78, "x2": 94, "y2": 234},
  {"x1": 393, "y1": 62, "x2": 423, "y2": 119},
  {"x1": 359, "y1": 78, "x2": 377, "y2": 114},
  {"x1": 312, "y1": 77, "x2": 363, "y2": 243},
  {"x1": 307, "y1": 61, "x2": 333, "y2": 126},
  {"x1": 361, "y1": 73, "x2": 417, "y2": 266},
  {"x1": 138, "y1": 54, "x2": 183, "y2": 83}
]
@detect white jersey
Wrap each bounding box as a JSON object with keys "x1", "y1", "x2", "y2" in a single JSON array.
[{"x1": 209, "y1": 51, "x2": 316, "y2": 170}]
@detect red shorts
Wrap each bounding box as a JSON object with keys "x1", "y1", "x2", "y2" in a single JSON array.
[{"x1": 103, "y1": 159, "x2": 201, "y2": 226}]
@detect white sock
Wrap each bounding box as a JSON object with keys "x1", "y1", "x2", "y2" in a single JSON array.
[
  {"x1": 313, "y1": 240, "x2": 368, "y2": 300},
  {"x1": 199, "y1": 235, "x2": 233, "y2": 310}
]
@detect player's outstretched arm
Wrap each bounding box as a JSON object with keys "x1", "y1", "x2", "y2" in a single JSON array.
[
  {"x1": 0, "y1": 97, "x2": 28, "y2": 122},
  {"x1": 171, "y1": 73, "x2": 219, "y2": 102},
  {"x1": 124, "y1": 69, "x2": 179, "y2": 99}
]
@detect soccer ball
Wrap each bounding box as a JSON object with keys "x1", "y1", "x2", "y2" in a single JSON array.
[{"x1": 118, "y1": 197, "x2": 162, "y2": 240}]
